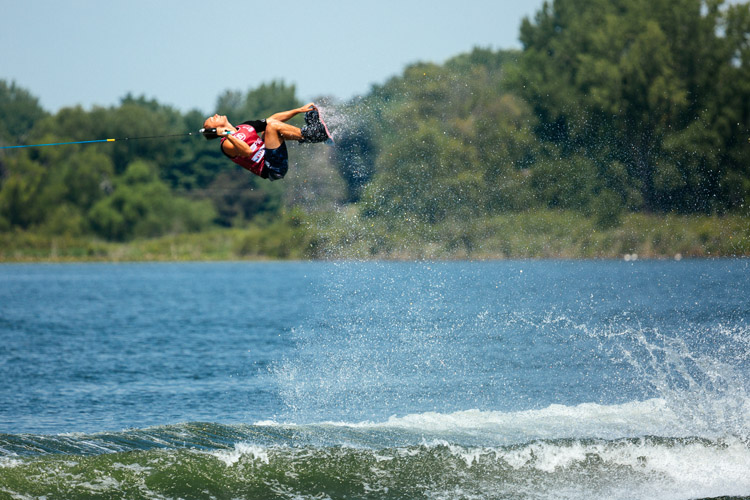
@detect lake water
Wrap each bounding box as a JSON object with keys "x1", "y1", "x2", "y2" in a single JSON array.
[{"x1": 1, "y1": 260, "x2": 748, "y2": 499}]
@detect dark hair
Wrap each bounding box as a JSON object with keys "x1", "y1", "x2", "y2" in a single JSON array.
[{"x1": 201, "y1": 127, "x2": 219, "y2": 140}]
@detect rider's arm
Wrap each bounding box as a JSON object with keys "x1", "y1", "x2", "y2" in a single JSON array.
[{"x1": 220, "y1": 131, "x2": 253, "y2": 157}]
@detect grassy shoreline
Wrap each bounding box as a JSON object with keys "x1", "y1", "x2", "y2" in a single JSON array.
[{"x1": 1, "y1": 211, "x2": 748, "y2": 263}]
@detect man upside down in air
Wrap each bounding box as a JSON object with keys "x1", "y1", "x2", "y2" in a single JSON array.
[{"x1": 202, "y1": 103, "x2": 330, "y2": 181}]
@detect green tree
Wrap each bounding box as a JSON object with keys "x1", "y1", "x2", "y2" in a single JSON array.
[
  {"x1": 33, "y1": 149, "x2": 115, "y2": 235},
  {"x1": 332, "y1": 123, "x2": 377, "y2": 203},
  {"x1": 204, "y1": 169, "x2": 283, "y2": 227},
  {"x1": 164, "y1": 108, "x2": 226, "y2": 192},
  {"x1": 88, "y1": 160, "x2": 215, "y2": 241},
  {"x1": 358, "y1": 50, "x2": 538, "y2": 218},
  {"x1": 216, "y1": 80, "x2": 300, "y2": 123},
  {"x1": 361, "y1": 120, "x2": 481, "y2": 224},
  {"x1": 0, "y1": 80, "x2": 48, "y2": 144},
  {"x1": 0, "y1": 154, "x2": 47, "y2": 229},
  {"x1": 513, "y1": 0, "x2": 750, "y2": 213}
]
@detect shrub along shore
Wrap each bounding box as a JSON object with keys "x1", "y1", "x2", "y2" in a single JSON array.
[{"x1": 2, "y1": 210, "x2": 747, "y2": 263}]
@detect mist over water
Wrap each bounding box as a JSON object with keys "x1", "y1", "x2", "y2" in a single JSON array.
[
  {"x1": 275, "y1": 260, "x2": 749, "y2": 431},
  {"x1": 1, "y1": 260, "x2": 748, "y2": 499}
]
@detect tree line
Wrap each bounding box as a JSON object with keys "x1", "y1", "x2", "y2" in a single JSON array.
[{"x1": 1, "y1": 0, "x2": 748, "y2": 243}]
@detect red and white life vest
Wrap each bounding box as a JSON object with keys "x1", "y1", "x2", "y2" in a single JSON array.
[{"x1": 221, "y1": 124, "x2": 266, "y2": 177}]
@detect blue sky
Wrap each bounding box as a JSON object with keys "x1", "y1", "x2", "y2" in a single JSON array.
[{"x1": 0, "y1": 0, "x2": 546, "y2": 114}]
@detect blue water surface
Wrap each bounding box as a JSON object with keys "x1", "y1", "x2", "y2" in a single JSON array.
[{"x1": 1, "y1": 259, "x2": 748, "y2": 435}]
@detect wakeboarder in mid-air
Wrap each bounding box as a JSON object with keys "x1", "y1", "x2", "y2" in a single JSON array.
[{"x1": 201, "y1": 103, "x2": 332, "y2": 181}]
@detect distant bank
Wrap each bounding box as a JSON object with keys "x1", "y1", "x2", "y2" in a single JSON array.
[{"x1": 1, "y1": 210, "x2": 747, "y2": 263}]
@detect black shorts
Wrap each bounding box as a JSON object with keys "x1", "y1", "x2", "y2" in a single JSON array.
[{"x1": 263, "y1": 142, "x2": 288, "y2": 181}]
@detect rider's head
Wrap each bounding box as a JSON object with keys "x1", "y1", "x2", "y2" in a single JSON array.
[{"x1": 202, "y1": 114, "x2": 230, "y2": 139}]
